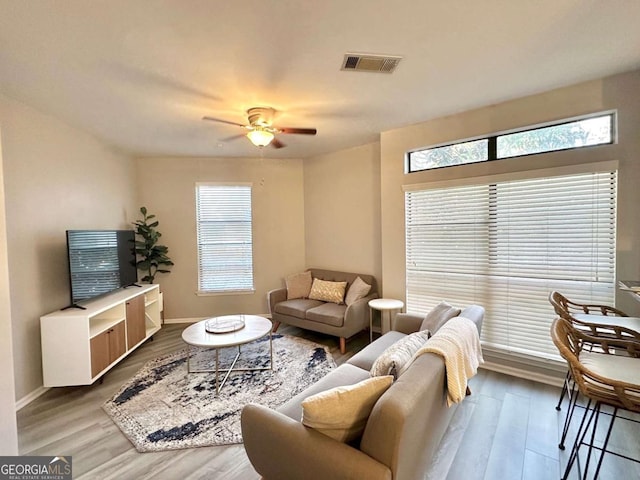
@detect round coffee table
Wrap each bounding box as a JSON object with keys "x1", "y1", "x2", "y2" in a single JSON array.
[{"x1": 181, "y1": 314, "x2": 273, "y2": 396}]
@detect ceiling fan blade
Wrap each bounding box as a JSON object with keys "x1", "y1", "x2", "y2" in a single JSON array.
[
  {"x1": 202, "y1": 116, "x2": 246, "y2": 128},
  {"x1": 278, "y1": 127, "x2": 317, "y2": 135},
  {"x1": 271, "y1": 138, "x2": 285, "y2": 149},
  {"x1": 219, "y1": 133, "x2": 246, "y2": 142}
]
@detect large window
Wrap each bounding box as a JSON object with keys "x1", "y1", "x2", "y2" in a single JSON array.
[
  {"x1": 407, "y1": 112, "x2": 614, "y2": 173},
  {"x1": 196, "y1": 183, "x2": 254, "y2": 294},
  {"x1": 405, "y1": 166, "x2": 617, "y2": 360}
]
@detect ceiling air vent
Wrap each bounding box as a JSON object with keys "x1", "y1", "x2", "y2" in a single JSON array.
[{"x1": 341, "y1": 53, "x2": 402, "y2": 73}]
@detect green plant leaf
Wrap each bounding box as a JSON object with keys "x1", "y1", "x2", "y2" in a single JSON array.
[{"x1": 134, "y1": 206, "x2": 173, "y2": 282}]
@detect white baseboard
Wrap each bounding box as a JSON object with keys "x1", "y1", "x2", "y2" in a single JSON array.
[
  {"x1": 16, "y1": 385, "x2": 49, "y2": 411},
  {"x1": 480, "y1": 361, "x2": 565, "y2": 388},
  {"x1": 163, "y1": 317, "x2": 206, "y2": 324}
]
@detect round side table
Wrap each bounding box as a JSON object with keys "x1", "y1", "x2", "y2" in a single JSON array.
[{"x1": 368, "y1": 298, "x2": 404, "y2": 342}]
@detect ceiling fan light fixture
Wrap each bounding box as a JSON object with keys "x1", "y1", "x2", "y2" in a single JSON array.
[
  {"x1": 247, "y1": 128, "x2": 275, "y2": 147},
  {"x1": 203, "y1": 107, "x2": 316, "y2": 150}
]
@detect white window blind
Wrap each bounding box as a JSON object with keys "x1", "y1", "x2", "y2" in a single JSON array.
[
  {"x1": 405, "y1": 169, "x2": 617, "y2": 360},
  {"x1": 196, "y1": 183, "x2": 254, "y2": 293}
]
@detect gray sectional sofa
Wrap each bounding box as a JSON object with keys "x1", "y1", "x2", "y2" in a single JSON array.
[
  {"x1": 242, "y1": 304, "x2": 485, "y2": 480},
  {"x1": 268, "y1": 268, "x2": 378, "y2": 353}
]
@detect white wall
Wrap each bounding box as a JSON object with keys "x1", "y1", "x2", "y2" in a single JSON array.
[
  {"x1": 380, "y1": 70, "x2": 640, "y2": 315},
  {"x1": 0, "y1": 94, "x2": 138, "y2": 403},
  {"x1": 135, "y1": 156, "x2": 306, "y2": 319},
  {"x1": 304, "y1": 142, "x2": 382, "y2": 285},
  {"x1": 0, "y1": 129, "x2": 18, "y2": 454}
]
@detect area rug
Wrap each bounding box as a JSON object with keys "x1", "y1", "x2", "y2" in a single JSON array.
[{"x1": 103, "y1": 334, "x2": 335, "y2": 452}]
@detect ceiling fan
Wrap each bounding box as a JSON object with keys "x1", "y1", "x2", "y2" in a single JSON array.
[{"x1": 202, "y1": 107, "x2": 317, "y2": 148}]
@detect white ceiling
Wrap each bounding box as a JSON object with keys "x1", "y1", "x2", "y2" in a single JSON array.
[{"x1": 1, "y1": 1, "x2": 639, "y2": 159}]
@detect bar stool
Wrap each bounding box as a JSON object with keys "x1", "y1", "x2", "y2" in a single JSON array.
[
  {"x1": 551, "y1": 317, "x2": 640, "y2": 479},
  {"x1": 548, "y1": 291, "x2": 640, "y2": 449}
]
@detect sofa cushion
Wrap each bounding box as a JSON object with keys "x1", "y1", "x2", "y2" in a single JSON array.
[
  {"x1": 301, "y1": 375, "x2": 394, "y2": 443},
  {"x1": 305, "y1": 303, "x2": 347, "y2": 327},
  {"x1": 274, "y1": 299, "x2": 324, "y2": 319},
  {"x1": 286, "y1": 271, "x2": 313, "y2": 299},
  {"x1": 308, "y1": 278, "x2": 347, "y2": 304},
  {"x1": 370, "y1": 330, "x2": 432, "y2": 379},
  {"x1": 421, "y1": 301, "x2": 461, "y2": 332},
  {"x1": 345, "y1": 276, "x2": 372, "y2": 306},
  {"x1": 347, "y1": 331, "x2": 407, "y2": 371},
  {"x1": 278, "y1": 363, "x2": 371, "y2": 421}
]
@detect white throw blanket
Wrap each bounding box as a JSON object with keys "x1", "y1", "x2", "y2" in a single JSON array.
[{"x1": 410, "y1": 316, "x2": 484, "y2": 406}]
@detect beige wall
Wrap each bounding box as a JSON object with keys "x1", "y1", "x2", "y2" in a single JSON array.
[
  {"x1": 604, "y1": 71, "x2": 640, "y2": 314},
  {"x1": 135, "y1": 156, "x2": 305, "y2": 319},
  {"x1": 304, "y1": 142, "x2": 382, "y2": 284},
  {"x1": 4, "y1": 68, "x2": 640, "y2": 406},
  {"x1": 380, "y1": 70, "x2": 640, "y2": 315},
  {"x1": 0, "y1": 129, "x2": 18, "y2": 454},
  {"x1": 0, "y1": 94, "x2": 138, "y2": 402}
]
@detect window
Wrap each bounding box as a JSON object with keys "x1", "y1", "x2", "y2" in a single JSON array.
[
  {"x1": 409, "y1": 139, "x2": 488, "y2": 172},
  {"x1": 407, "y1": 112, "x2": 615, "y2": 173},
  {"x1": 496, "y1": 115, "x2": 613, "y2": 159},
  {"x1": 405, "y1": 167, "x2": 617, "y2": 360},
  {"x1": 195, "y1": 183, "x2": 254, "y2": 294}
]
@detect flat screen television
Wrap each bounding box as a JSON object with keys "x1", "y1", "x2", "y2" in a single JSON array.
[{"x1": 66, "y1": 230, "x2": 138, "y2": 306}]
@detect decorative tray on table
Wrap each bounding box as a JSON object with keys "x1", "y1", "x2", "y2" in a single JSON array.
[{"x1": 205, "y1": 316, "x2": 246, "y2": 334}]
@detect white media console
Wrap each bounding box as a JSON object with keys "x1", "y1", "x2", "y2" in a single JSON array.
[{"x1": 40, "y1": 284, "x2": 162, "y2": 387}]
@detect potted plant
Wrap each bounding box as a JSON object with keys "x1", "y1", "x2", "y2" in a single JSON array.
[{"x1": 133, "y1": 207, "x2": 174, "y2": 283}]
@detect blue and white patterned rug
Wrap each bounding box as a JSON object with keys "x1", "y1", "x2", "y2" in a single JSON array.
[{"x1": 103, "y1": 334, "x2": 336, "y2": 452}]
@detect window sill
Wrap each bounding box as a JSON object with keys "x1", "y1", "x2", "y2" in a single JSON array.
[{"x1": 196, "y1": 289, "x2": 255, "y2": 297}]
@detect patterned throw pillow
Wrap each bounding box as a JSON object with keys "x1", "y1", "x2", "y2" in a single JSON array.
[
  {"x1": 286, "y1": 271, "x2": 313, "y2": 300},
  {"x1": 308, "y1": 278, "x2": 348, "y2": 304},
  {"x1": 344, "y1": 276, "x2": 372, "y2": 306},
  {"x1": 370, "y1": 330, "x2": 431, "y2": 379},
  {"x1": 301, "y1": 375, "x2": 394, "y2": 443}
]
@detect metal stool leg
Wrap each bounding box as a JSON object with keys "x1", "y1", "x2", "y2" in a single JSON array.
[
  {"x1": 556, "y1": 370, "x2": 571, "y2": 411},
  {"x1": 582, "y1": 402, "x2": 603, "y2": 479},
  {"x1": 562, "y1": 399, "x2": 594, "y2": 480},
  {"x1": 559, "y1": 379, "x2": 579, "y2": 450},
  {"x1": 561, "y1": 401, "x2": 621, "y2": 480},
  {"x1": 590, "y1": 407, "x2": 618, "y2": 480}
]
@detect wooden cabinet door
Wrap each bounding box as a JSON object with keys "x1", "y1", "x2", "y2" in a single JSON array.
[
  {"x1": 90, "y1": 321, "x2": 127, "y2": 378},
  {"x1": 126, "y1": 294, "x2": 146, "y2": 349},
  {"x1": 90, "y1": 330, "x2": 110, "y2": 378},
  {"x1": 109, "y1": 321, "x2": 127, "y2": 362}
]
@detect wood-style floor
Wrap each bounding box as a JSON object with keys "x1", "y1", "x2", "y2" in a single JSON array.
[{"x1": 17, "y1": 323, "x2": 640, "y2": 479}]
